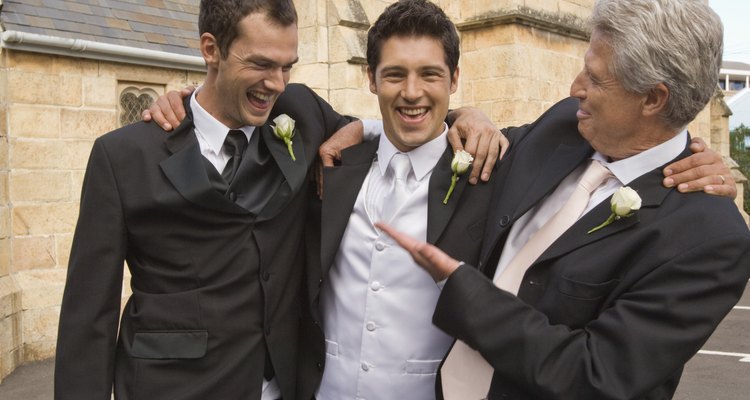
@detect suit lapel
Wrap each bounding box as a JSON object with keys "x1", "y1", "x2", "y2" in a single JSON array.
[
  {"x1": 480, "y1": 141, "x2": 592, "y2": 264},
  {"x1": 160, "y1": 115, "x2": 248, "y2": 215},
  {"x1": 320, "y1": 140, "x2": 380, "y2": 273},
  {"x1": 254, "y1": 124, "x2": 308, "y2": 222},
  {"x1": 426, "y1": 146, "x2": 470, "y2": 244},
  {"x1": 535, "y1": 144, "x2": 689, "y2": 265}
]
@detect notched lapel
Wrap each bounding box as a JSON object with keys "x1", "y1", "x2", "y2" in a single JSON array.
[
  {"x1": 538, "y1": 198, "x2": 640, "y2": 264},
  {"x1": 536, "y1": 165, "x2": 672, "y2": 265},
  {"x1": 427, "y1": 146, "x2": 469, "y2": 244},
  {"x1": 160, "y1": 120, "x2": 248, "y2": 215},
  {"x1": 262, "y1": 124, "x2": 307, "y2": 189},
  {"x1": 514, "y1": 143, "x2": 592, "y2": 218},
  {"x1": 480, "y1": 142, "x2": 591, "y2": 263},
  {"x1": 320, "y1": 140, "x2": 379, "y2": 273},
  {"x1": 255, "y1": 125, "x2": 308, "y2": 222}
]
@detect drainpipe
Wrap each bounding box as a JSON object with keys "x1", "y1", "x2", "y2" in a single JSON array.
[{"x1": 1, "y1": 30, "x2": 206, "y2": 72}]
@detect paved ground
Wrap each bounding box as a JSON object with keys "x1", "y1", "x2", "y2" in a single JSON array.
[{"x1": 2, "y1": 281, "x2": 748, "y2": 400}]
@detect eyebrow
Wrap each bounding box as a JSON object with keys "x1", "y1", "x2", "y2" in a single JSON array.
[
  {"x1": 378, "y1": 64, "x2": 448, "y2": 74},
  {"x1": 246, "y1": 54, "x2": 299, "y2": 67}
]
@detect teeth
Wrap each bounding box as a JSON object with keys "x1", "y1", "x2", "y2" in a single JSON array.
[
  {"x1": 248, "y1": 91, "x2": 272, "y2": 102},
  {"x1": 400, "y1": 108, "x2": 427, "y2": 116}
]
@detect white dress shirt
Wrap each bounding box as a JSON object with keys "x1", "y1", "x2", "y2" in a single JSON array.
[
  {"x1": 190, "y1": 89, "x2": 255, "y2": 173},
  {"x1": 493, "y1": 130, "x2": 688, "y2": 281},
  {"x1": 317, "y1": 125, "x2": 453, "y2": 400},
  {"x1": 190, "y1": 89, "x2": 280, "y2": 400}
]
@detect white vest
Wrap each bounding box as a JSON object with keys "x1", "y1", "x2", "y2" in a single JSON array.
[{"x1": 317, "y1": 171, "x2": 452, "y2": 400}]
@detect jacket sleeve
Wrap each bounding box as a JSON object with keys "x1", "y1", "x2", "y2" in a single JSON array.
[
  {"x1": 55, "y1": 138, "x2": 127, "y2": 400},
  {"x1": 434, "y1": 232, "x2": 750, "y2": 399}
]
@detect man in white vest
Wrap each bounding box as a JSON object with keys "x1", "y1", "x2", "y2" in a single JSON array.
[{"x1": 297, "y1": 1, "x2": 498, "y2": 399}]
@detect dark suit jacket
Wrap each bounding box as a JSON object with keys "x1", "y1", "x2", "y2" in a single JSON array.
[
  {"x1": 55, "y1": 84, "x2": 351, "y2": 400},
  {"x1": 297, "y1": 138, "x2": 497, "y2": 399},
  {"x1": 433, "y1": 97, "x2": 750, "y2": 400}
]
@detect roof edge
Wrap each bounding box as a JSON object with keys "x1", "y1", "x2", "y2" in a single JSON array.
[{"x1": 1, "y1": 30, "x2": 206, "y2": 73}]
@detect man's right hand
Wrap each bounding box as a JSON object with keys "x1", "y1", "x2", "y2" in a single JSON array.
[
  {"x1": 319, "y1": 120, "x2": 365, "y2": 168},
  {"x1": 316, "y1": 120, "x2": 365, "y2": 198},
  {"x1": 142, "y1": 86, "x2": 195, "y2": 131}
]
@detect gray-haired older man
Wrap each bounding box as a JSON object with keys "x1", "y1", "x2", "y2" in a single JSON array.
[{"x1": 379, "y1": 0, "x2": 750, "y2": 399}]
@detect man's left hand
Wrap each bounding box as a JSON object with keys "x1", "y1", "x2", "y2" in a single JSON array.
[{"x1": 662, "y1": 137, "x2": 737, "y2": 198}]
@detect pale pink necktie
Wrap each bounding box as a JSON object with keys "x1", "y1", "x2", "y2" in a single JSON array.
[{"x1": 440, "y1": 160, "x2": 612, "y2": 400}]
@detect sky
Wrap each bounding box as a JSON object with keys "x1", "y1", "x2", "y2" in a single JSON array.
[{"x1": 710, "y1": 0, "x2": 750, "y2": 65}]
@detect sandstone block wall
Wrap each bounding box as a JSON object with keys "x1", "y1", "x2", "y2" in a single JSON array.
[{"x1": 0, "y1": 49, "x2": 205, "y2": 381}]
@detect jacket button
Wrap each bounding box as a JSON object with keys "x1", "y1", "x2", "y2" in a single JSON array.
[
  {"x1": 499, "y1": 215, "x2": 510, "y2": 227},
  {"x1": 265, "y1": 327, "x2": 271, "y2": 336},
  {"x1": 262, "y1": 271, "x2": 270, "y2": 281},
  {"x1": 228, "y1": 191, "x2": 237, "y2": 201},
  {"x1": 317, "y1": 362, "x2": 323, "y2": 370}
]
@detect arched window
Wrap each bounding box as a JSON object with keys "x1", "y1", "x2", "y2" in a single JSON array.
[{"x1": 119, "y1": 86, "x2": 160, "y2": 127}]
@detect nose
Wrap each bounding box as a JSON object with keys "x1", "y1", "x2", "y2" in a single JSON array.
[
  {"x1": 569, "y1": 70, "x2": 586, "y2": 99},
  {"x1": 401, "y1": 75, "x2": 423, "y2": 102},
  {"x1": 265, "y1": 67, "x2": 288, "y2": 93}
]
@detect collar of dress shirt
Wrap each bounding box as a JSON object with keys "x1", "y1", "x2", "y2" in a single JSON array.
[
  {"x1": 190, "y1": 87, "x2": 255, "y2": 154},
  {"x1": 593, "y1": 129, "x2": 688, "y2": 186},
  {"x1": 376, "y1": 122, "x2": 449, "y2": 181}
]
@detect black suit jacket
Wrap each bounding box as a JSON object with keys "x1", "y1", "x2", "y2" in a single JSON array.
[
  {"x1": 55, "y1": 84, "x2": 351, "y2": 400},
  {"x1": 434, "y1": 97, "x2": 750, "y2": 399},
  {"x1": 297, "y1": 138, "x2": 496, "y2": 399}
]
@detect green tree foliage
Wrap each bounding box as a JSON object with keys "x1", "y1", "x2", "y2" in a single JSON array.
[{"x1": 730, "y1": 124, "x2": 750, "y2": 214}]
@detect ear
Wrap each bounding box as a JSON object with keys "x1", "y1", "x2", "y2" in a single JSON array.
[
  {"x1": 450, "y1": 66, "x2": 460, "y2": 94},
  {"x1": 200, "y1": 33, "x2": 221, "y2": 69},
  {"x1": 368, "y1": 66, "x2": 377, "y2": 94},
  {"x1": 642, "y1": 82, "x2": 669, "y2": 118}
]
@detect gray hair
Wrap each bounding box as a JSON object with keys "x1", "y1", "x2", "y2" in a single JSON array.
[{"x1": 590, "y1": 0, "x2": 723, "y2": 130}]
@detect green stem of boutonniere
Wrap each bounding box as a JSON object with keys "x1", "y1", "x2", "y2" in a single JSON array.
[
  {"x1": 587, "y1": 213, "x2": 617, "y2": 234},
  {"x1": 442, "y1": 172, "x2": 459, "y2": 204},
  {"x1": 284, "y1": 138, "x2": 296, "y2": 161}
]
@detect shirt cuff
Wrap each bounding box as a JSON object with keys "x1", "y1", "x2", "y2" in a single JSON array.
[
  {"x1": 362, "y1": 119, "x2": 384, "y2": 140},
  {"x1": 436, "y1": 261, "x2": 464, "y2": 290}
]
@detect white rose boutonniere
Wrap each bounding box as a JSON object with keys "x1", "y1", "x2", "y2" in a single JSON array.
[
  {"x1": 588, "y1": 186, "x2": 641, "y2": 234},
  {"x1": 442, "y1": 150, "x2": 474, "y2": 204},
  {"x1": 272, "y1": 114, "x2": 296, "y2": 161}
]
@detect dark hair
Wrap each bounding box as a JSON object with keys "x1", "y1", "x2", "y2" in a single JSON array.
[
  {"x1": 199, "y1": 0, "x2": 297, "y2": 59},
  {"x1": 367, "y1": 0, "x2": 459, "y2": 76}
]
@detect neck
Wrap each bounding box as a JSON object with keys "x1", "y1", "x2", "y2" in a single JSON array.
[{"x1": 603, "y1": 124, "x2": 678, "y2": 161}]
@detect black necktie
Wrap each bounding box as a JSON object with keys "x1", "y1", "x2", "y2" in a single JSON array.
[{"x1": 221, "y1": 129, "x2": 248, "y2": 184}]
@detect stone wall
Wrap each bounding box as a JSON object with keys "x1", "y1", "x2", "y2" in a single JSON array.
[{"x1": 0, "y1": 48, "x2": 206, "y2": 381}]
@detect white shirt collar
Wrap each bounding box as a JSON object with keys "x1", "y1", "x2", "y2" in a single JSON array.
[
  {"x1": 376, "y1": 123, "x2": 449, "y2": 181},
  {"x1": 190, "y1": 87, "x2": 255, "y2": 155},
  {"x1": 594, "y1": 130, "x2": 688, "y2": 185}
]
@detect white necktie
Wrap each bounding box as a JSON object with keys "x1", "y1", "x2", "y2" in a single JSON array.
[
  {"x1": 440, "y1": 160, "x2": 612, "y2": 400},
  {"x1": 381, "y1": 153, "x2": 413, "y2": 223}
]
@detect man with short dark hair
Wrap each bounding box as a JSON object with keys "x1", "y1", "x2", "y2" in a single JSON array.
[
  {"x1": 298, "y1": 2, "x2": 496, "y2": 399},
  {"x1": 55, "y1": 1, "x2": 351, "y2": 399}
]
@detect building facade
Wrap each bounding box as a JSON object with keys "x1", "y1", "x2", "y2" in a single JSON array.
[{"x1": 0, "y1": 0, "x2": 740, "y2": 383}]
